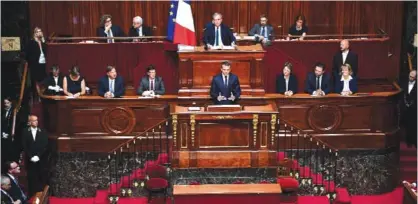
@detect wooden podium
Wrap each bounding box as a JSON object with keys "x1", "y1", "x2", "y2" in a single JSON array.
[
  {"x1": 171, "y1": 104, "x2": 279, "y2": 168},
  {"x1": 177, "y1": 45, "x2": 266, "y2": 96}
]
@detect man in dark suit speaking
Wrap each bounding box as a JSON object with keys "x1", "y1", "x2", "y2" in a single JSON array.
[
  {"x1": 203, "y1": 13, "x2": 236, "y2": 49},
  {"x1": 137, "y1": 65, "x2": 165, "y2": 97},
  {"x1": 98, "y1": 66, "x2": 125, "y2": 98},
  {"x1": 210, "y1": 61, "x2": 241, "y2": 105}
]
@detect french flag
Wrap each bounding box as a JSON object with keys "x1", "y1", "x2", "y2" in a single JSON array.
[{"x1": 167, "y1": 0, "x2": 196, "y2": 46}]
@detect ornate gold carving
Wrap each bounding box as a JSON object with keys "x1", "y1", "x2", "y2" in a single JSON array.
[
  {"x1": 172, "y1": 115, "x2": 178, "y2": 147},
  {"x1": 253, "y1": 114, "x2": 259, "y2": 146},
  {"x1": 1, "y1": 37, "x2": 20, "y2": 51},
  {"x1": 190, "y1": 115, "x2": 196, "y2": 147},
  {"x1": 212, "y1": 115, "x2": 234, "y2": 119},
  {"x1": 271, "y1": 114, "x2": 277, "y2": 146}
]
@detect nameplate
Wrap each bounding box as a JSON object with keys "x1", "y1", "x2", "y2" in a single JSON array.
[
  {"x1": 1, "y1": 37, "x2": 21, "y2": 51},
  {"x1": 188, "y1": 107, "x2": 201, "y2": 111}
]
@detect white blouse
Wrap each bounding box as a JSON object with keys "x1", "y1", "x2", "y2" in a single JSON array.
[{"x1": 341, "y1": 75, "x2": 353, "y2": 92}]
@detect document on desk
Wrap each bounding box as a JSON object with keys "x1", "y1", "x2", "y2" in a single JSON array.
[
  {"x1": 211, "y1": 46, "x2": 235, "y2": 50},
  {"x1": 66, "y1": 96, "x2": 76, "y2": 99}
]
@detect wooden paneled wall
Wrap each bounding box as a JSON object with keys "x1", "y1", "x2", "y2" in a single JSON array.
[{"x1": 28, "y1": 1, "x2": 404, "y2": 72}]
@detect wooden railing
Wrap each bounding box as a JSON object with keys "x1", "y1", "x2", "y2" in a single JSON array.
[
  {"x1": 31, "y1": 185, "x2": 50, "y2": 204},
  {"x1": 403, "y1": 181, "x2": 417, "y2": 204},
  {"x1": 11, "y1": 62, "x2": 28, "y2": 137},
  {"x1": 407, "y1": 53, "x2": 414, "y2": 71}
]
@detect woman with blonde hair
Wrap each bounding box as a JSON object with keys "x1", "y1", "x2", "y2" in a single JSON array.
[
  {"x1": 25, "y1": 27, "x2": 47, "y2": 99},
  {"x1": 334, "y1": 64, "x2": 358, "y2": 96}
]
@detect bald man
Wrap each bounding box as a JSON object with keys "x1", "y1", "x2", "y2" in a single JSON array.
[
  {"x1": 402, "y1": 70, "x2": 417, "y2": 148},
  {"x1": 21, "y1": 115, "x2": 49, "y2": 197},
  {"x1": 332, "y1": 39, "x2": 358, "y2": 81}
]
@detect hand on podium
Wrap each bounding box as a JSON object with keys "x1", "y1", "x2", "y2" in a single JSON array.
[
  {"x1": 228, "y1": 92, "x2": 236, "y2": 101},
  {"x1": 217, "y1": 92, "x2": 226, "y2": 101}
]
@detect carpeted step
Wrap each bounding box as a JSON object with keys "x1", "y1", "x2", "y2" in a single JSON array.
[
  {"x1": 117, "y1": 197, "x2": 148, "y2": 204},
  {"x1": 93, "y1": 190, "x2": 108, "y2": 204},
  {"x1": 333, "y1": 187, "x2": 351, "y2": 204}
]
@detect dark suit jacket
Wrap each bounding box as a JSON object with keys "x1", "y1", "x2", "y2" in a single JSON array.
[
  {"x1": 128, "y1": 26, "x2": 152, "y2": 37},
  {"x1": 203, "y1": 24, "x2": 236, "y2": 46},
  {"x1": 96, "y1": 25, "x2": 125, "y2": 39},
  {"x1": 1, "y1": 190, "x2": 15, "y2": 204},
  {"x1": 25, "y1": 39, "x2": 47, "y2": 66},
  {"x1": 276, "y1": 74, "x2": 298, "y2": 94},
  {"x1": 137, "y1": 76, "x2": 165, "y2": 95},
  {"x1": 2, "y1": 106, "x2": 14, "y2": 134},
  {"x1": 334, "y1": 76, "x2": 358, "y2": 94},
  {"x1": 42, "y1": 75, "x2": 64, "y2": 95},
  {"x1": 332, "y1": 50, "x2": 358, "y2": 78},
  {"x1": 248, "y1": 24, "x2": 274, "y2": 40},
  {"x1": 404, "y1": 80, "x2": 417, "y2": 109},
  {"x1": 304, "y1": 72, "x2": 332, "y2": 95},
  {"x1": 98, "y1": 76, "x2": 125, "y2": 97},
  {"x1": 21, "y1": 127, "x2": 48, "y2": 162},
  {"x1": 210, "y1": 73, "x2": 241, "y2": 105},
  {"x1": 5, "y1": 174, "x2": 27, "y2": 204}
]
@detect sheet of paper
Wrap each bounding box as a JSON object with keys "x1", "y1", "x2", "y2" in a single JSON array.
[
  {"x1": 211, "y1": 46, "x2": 235, "y2": 50},
  {"x1": 66, "y1": 96, "x2": 75, "y2": 99}
]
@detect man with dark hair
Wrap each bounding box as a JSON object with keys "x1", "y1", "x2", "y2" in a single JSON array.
[
  {"x1": 2, "y1": 97, "x2": 18, "y2": 165},
  {"x1": 96, "y1": 14, "x2": 125, "y2": 43},
  {"x1": 137, "y1": 65, "x2": 166, "y2": 97},
  {"x1": 248, "y1": 14, "x2": 274, "y2": 44},
  {"x1": 305, "y1": 62, "x2": 332, "y2": 96},
  {"x1": 98, "y1": 66, "x2": 125, "y2": 98},
  {"x1": 4, "y1": 161, "x2": 27, "y2": 204},
  {"x1": 42, "y1": 65, "x2": 64, "y2": 95},
  {"x1": 210, "y1": 61, "x2": 241, "y2": 104}
]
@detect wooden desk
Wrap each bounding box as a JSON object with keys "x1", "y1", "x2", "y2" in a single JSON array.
[
  {"x1": 177, "y1": 45, "x2": 266, "y2": 96},
  {"x1": 173, "y1": 184, "x2": 282, "y2": 195}
]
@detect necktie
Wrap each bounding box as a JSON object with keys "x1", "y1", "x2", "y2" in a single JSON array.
[
  {"x1": 150, "y1": 80, "x2": 154, "y2": 91},
  {"x1": 109, "y1": 80, "x2": 114, "y2": 93},
  {"x1": 224, "y1": 76, "x2": 228, "y2": 87},
  {"x1": 316, "y1": 76, "x2": 320, "y2": 90},
  {"x1": 261, "y1": 27, "x2": 265, "y2": 37},
  {"x1": 215, "y1": 28, "x2": 219, "y2": 46}
]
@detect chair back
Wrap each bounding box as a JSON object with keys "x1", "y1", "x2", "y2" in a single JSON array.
[
  {"x1": 277, "y1": 158, "x2": 292, "y2": 177},
  {"x1": 146, "y1": 165, "x2": 167, "y2": 179}
]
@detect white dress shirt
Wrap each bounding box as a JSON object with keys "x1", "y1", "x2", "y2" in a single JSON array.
[
  {"x1": 109, "y1": 79, "x2": 115, "y2": 93},
  {"x1": 284, "y1": 76, "x2": 289, "y2": 91},
  {"x1": 31, "y1": 127, "x2": 37, "y2": 140},
  {"x1": 214, "y1": 26, "x2": 224, "y2": 47},
  {"x1": 341, "y1": 75, "x2": 353, "y2": 92},
  {"x1": 138, "y1": 26, "x2": 143, "y2": 36},
  {"x1": 106, "y1": 29, "x2": 114, "y2": 43},
  {"x1": 54, "y1": 76, "x2": 59, "y2": 86},
  {"x1": 7, "y1": 173, "x2": 26, "y2": 200},
  {"x1": 39, "y1": 45, "x2": 46, "y2": 64},
  {"x1": 342, "y1": 50, "x2": 349, "y2": 64},
  {"x1": 408, "y1": 81, "x2": 415, "y2": 94}
]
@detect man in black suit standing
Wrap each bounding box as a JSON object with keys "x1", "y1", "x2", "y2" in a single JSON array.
[
  {"x1": 1, "y1": 176, "x2": 22, "y2": 204},
  {"x1": 96, "y1": 14, "x2": 125, "y2": 43},
  {"x1": 137, "y1": 65, "x2": 165, "y2": 97},
  {"x1": 248, "y1": 14, "x2": 274, "y2": 44},
  {"x1": 2, "y1": 97, "x2": 18, "y2": 165},
  {"x1": 4, "y1": 161, "x2": 27, "y2": 204},
  {"x1": 98, "y1": 66, "x2": 125, "y2": 98},
  {"x1": 21, "y1": 115, "x2": 48, "y2": 197},
  {"x1": 332, "y1": 40, "x2": 358, "y2": 81},
  {"x1": 210, "y1": 61, "x2": 241, "y2": 105},
  {"x1": 402, "y1": 70, "x2": 417, "y2": 148},
  {"x1": 203, "y1": 12, "x2": 236, "y2": 49},
  {"x1": 305, "y1": 62, "x2": 332, "y2": 96},
  {"x1": 42, "y1": 65, "x2": 64, "y2": 95},
  {"x1": 128, "y1": 16, "x2": 152, "y2": 41}
]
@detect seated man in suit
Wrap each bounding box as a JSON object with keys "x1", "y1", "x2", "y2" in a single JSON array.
[
  {"x1": 334, "y1": 64, "x2": 358, "y2": 96},
  {"x1": 42, "y1": 65, "x2": 64, "y2": 95},
  {"x1": 1, "y1": 175, "x2": 22, "y2": 204},
  {"x1": 4, "y1": 161, "x2": 27, "y2": 204},
  {"x1": 332, "y1": 39, "x2": 358, "y2": 81},
  {"x1": 22, "y1": 115, "x2": 48, "y2": 197},
  {"x1": 128, "y1": 16, "x2": 152, "y2": 42},
  {"x1": 96, "y1": 14, "x2": 125, "y2": 43},
  {"x1": 203, "y1": 12, "x2": 236, "y2": 49},
  {"x1": 276, "y1": 62, "x2": 297, "y2": 96},
  {"x1": 248, "y1": 14, "x2": 274, "y2": 44},
  {"x1": 98, "y1": 66, "x2": 125, "y2": 98},
  {"x1": 137, "y1": 65, "x2": 165, "y2": 97},
  {"x1": 210, "y1": 61, "x2": 241, "y2": 105},
  {"x1": 305, "y1": 62, "x2": 331, "y2": 96}
]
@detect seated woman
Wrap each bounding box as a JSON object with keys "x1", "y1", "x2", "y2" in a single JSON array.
[
  {"x1": 63, "y1": 65, "x2": 86, "y2": 97},
  {"x1": 334, "y1": 64, "x2": 358, "y2": 96},
  {"x1": 287, "y1": 15, "x2": 308, "y2": 41},
  {"x1": 276, "y1": 62, "x2": 298, "y2": 96}
]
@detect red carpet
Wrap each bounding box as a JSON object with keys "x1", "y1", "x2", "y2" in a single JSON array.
[{"x1": 399, "y1": 142, "x2": 417, "y2": 183}]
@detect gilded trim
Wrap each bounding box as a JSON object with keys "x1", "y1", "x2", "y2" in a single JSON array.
[
  {"x1": 172, "y1": 115, "x2": 178, "y2": 148},
  {"x1": 190, "y1": 115, "x2": 196, "y2": 147},
  {"x1": 253, "y1": 114, "x2": 259, "y2": 147},
  {"x1": 271, "y1": 114, "x2": 277, "y2": 146}
]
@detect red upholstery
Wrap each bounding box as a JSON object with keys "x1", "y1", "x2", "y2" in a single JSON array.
[
  {"x1": 157, "y1": 153, "x2": 168, "y2": 164},
  {"x1": 146, "y1": 178, "x2": 168, "y2": 190},
  {"x1": 146, "y1": 165, "x2": 167, "y2": 179},
  {"x1": 278, "y1": 177, "x2": 299, "y2": 191},
  {"x1": 189, "y1": 181, "x2": 200, "y2": 185}
]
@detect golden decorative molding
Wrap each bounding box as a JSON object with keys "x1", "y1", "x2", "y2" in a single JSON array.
[
  {"x1": 252, "y1": 114, "x2": 259, "y2": 147},
  {"x1": 1, "y1": 37, "x2": 20, "y2": 51},
  {"x1": 172, "y1": 115, "x2": 178, "y2": 147},
  {"x1": 212, "y1": 115, "x2": 234, "y2": 119},
  {"x1": 271, "y1": 114, "x2": 277, "y2": 146},
  {"x1": 190, "y1": 115, "x2": 196, "y2": 147}
]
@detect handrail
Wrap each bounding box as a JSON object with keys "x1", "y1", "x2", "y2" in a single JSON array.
[
  {"x1": 11, "y1": 62, "x2": 28, "y2": 137},
  {"x1": 108, "y1": 118, "x2": 170, "y2": 154},
  {"x1": 31, "y1": 185, "x2": 50, "y2": 204},
  {"x1": 50, "y1": 36, "x2": 167, "y2": 41},
  {"x1": 403, "y1": 181, "x2": 417, "y2": 203},
  {"x1": 407, "y1": 53, "x2": 413, "y2": 71},
  {"x1": 271, "y1": 33, "x2": 388, "y2": 38}
]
